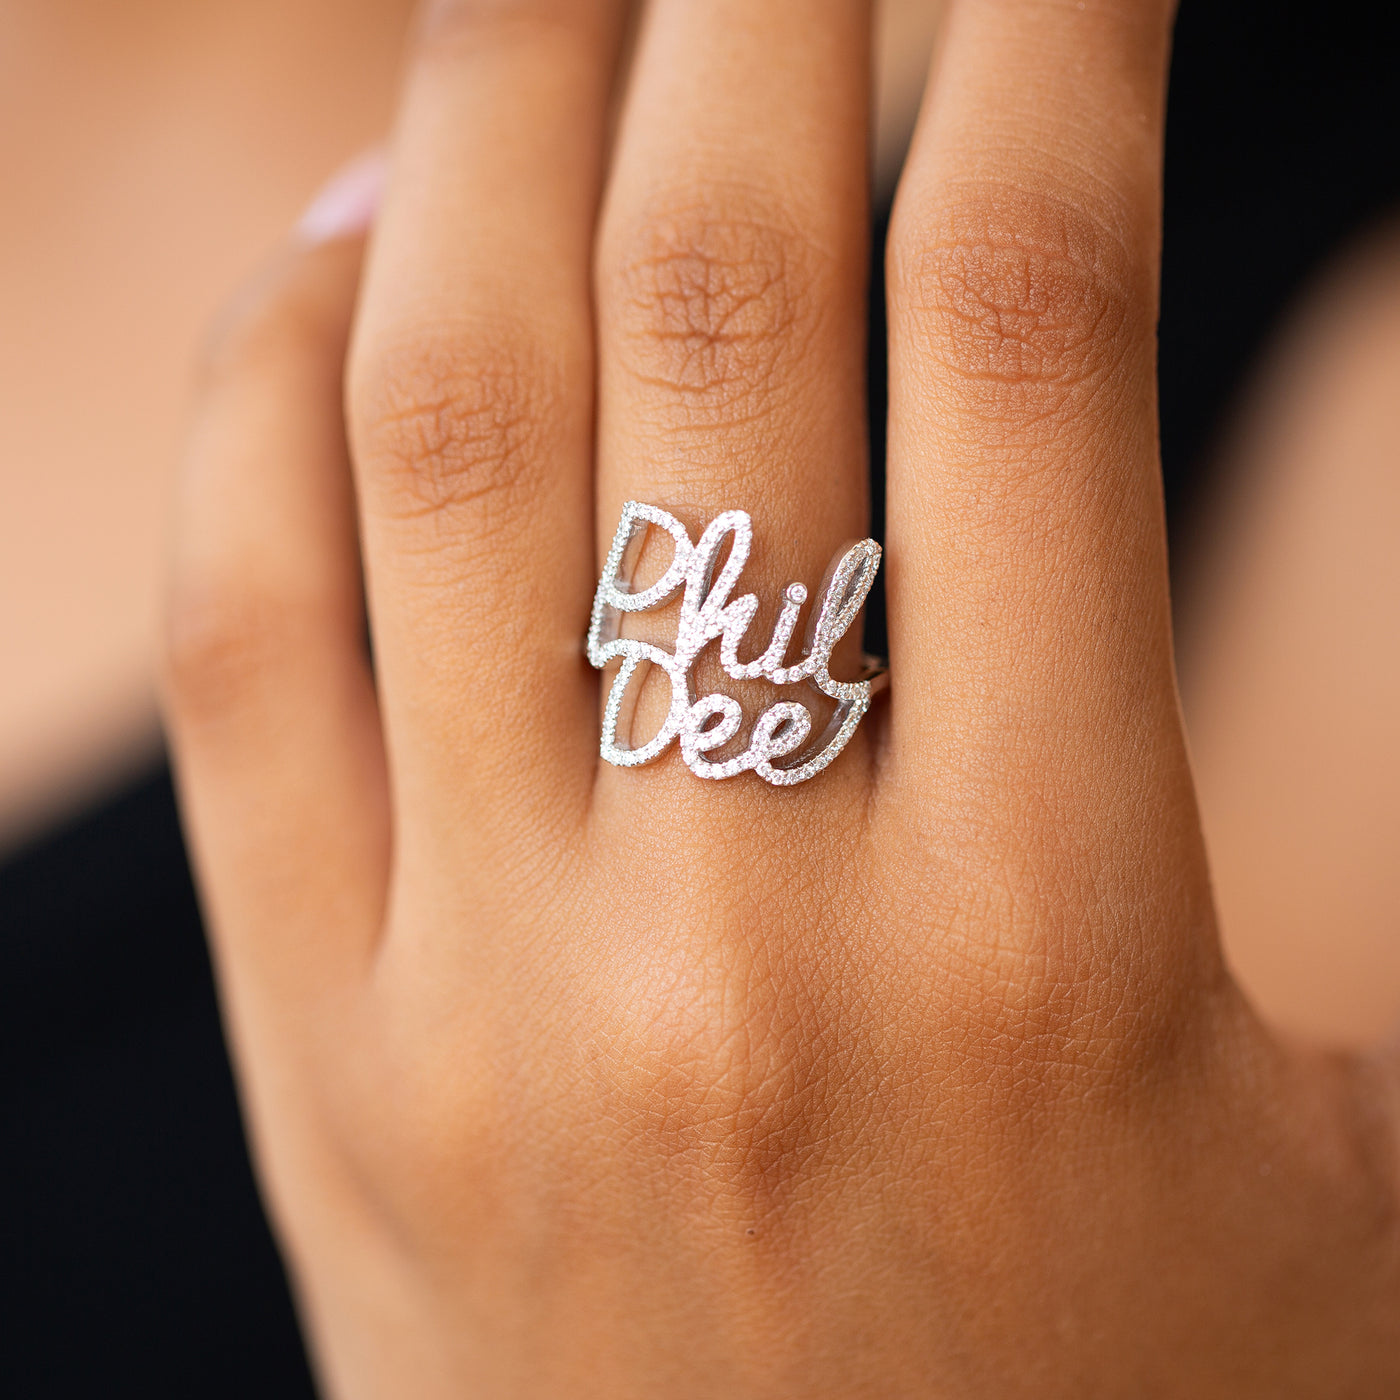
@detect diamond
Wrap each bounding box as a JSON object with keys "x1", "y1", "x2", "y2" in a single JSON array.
[{"x1": 586, "y1": 503, "x2": 885, "y2": 786}]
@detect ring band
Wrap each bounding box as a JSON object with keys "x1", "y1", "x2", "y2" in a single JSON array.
[{"x1": 587, "y1": 502, "x2": 886, "y2": 786}]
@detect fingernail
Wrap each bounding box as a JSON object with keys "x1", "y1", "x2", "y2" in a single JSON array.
[{"x1": 296, "y1": 149, "x2": 387, "y2": 245}]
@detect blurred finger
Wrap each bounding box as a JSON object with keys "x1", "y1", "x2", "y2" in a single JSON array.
[{"x1": 165, "y1": 212, "x2": 388, "y2": 1001}]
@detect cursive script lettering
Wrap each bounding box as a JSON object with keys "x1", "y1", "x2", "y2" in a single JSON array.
[{"x1": 586, "y1": 502, "x2": 884, "y2": 786}]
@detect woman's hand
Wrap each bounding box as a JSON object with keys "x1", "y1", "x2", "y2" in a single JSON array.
[{"x1": 163, "y1": 1, "x2": 1400, "y2": 1394}]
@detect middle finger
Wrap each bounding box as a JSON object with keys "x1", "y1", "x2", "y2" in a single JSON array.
[{"x1": 593, "y1": 0, "x2": 877, "y2": 811}]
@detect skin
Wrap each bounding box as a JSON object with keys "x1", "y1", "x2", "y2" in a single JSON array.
[
  {"x1": 1179, "y1": 222, "x2": 1400, "y2": 1046},
  {"x1": 2, "y1": 0, "x2": 1395, "y2": 1031},
  {"x1": 93, "y1": 0, "x2": 1400, "y2": 1392}
]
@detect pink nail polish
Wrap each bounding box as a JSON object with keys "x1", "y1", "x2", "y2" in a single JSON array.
[{"x1": 296, "y1": 150, "x2": 387, "y2": 244}]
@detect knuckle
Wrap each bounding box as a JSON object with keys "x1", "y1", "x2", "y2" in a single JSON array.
[
  {"x1": 929, "y1": 863, "x2": 1202, "y2": 1118},
  {"x1": 892, "y1": 183, "x2": 1140, "y2": 432},
  {"x1": 588, "y1": 901, "x2": 858, "y2": 1202},
  {"x1": 603, "y1": 198, "x2": 829, "y2": 411},
  {"x1": 615, "y1": 1010, "x2": 833, "y2": 1203},
  {"x1": 197, "y1": 252, "x2": 349, "y2": 398},
  {"x1": 351, "y1": 327, "x2": 562, "y2": 527},
  {"x1": 163, "y1": 576, "x2": 295, "y2": 722}
]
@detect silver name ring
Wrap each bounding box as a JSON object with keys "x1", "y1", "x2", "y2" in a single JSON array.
[{"x1": 586, "y1": 502, "x2": 886, "y2": 787}]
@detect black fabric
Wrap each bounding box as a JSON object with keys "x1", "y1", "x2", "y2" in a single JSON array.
[
  {"x1": 1, "y1": 4, "x2": 1396, "y2": 1395},
  {"x1": 1160, "y1": 1, "x2": 1400, "y2": 549},
  {"x1": 0, "y1": 770, "x2": 316, "y2": 1399}
]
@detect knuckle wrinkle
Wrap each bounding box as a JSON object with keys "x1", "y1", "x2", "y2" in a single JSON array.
[
  {"x1": 198, "y1": 263, "x2": 344, "y2": 398},
  {"x1": 896, "y1": 188, "x2": 1137, "y2": 424},
  {"x1": 164, "y1": 582, "x2": 285, "y2": 720},
  {"x1": 354, "y1": 332, "x2": 558, "y2": 524},
  {"x1": 607, "y1": 205, "x2": 824, "y2": 407}
]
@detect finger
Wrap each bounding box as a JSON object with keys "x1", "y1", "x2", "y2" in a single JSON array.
[
  {"x1": 164, "y1": 221, "x2": 388, "y2": 1004},
  {"x1": 592, "y1": 0, "x2": 878, "y2": 806},
  {"x1": 884, "y1": 2, "x2": 1184, "y2": 769},
  {"x1": 882, "y1": 4, "x2": 1216, "y2": 957},
  {"x1": 349, "y1": 1, "x2": 628, "y2": 856}
]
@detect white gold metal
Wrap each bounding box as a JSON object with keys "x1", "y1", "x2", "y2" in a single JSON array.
[{"x1": 587, "y1": 502, "x2": 885, "y2": 787}]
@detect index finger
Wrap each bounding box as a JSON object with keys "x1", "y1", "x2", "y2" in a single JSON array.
[{"x1": 349, "y1": 1, "x2": 628, "y2": 860}]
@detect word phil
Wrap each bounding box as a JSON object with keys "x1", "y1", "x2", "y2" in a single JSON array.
[{"x1": 587, "y1": 502, "x2": 883, "y2": 786}]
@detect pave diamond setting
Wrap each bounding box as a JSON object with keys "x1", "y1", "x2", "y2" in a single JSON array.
[{"x1": 586, "y1": 502, "x2": 885, "y2": 786}]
